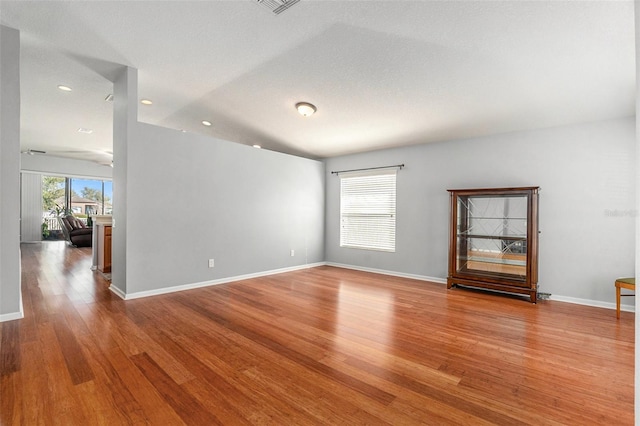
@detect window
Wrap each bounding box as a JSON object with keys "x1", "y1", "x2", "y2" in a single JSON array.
[
  {"x1": 42, "y1": 175, "x2": 112, "y2": 221},
  {"x1": 69, "y1": 178, "x2": 113, "y2": 216},
  {"x1": 40, "y1": 175, "x2": 113, "y2": 238},
  {"x1": 340, "y1": 170, "x2": 397, "y2": 252}
]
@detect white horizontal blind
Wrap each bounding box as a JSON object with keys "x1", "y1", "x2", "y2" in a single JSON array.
[{"x1": 340, "y1": 170, "x2": 396, "y2": 252}]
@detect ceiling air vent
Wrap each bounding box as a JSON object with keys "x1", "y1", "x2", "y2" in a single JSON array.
[{"x1": 254, "y1": 0, "x2": 300, "y2": 15}]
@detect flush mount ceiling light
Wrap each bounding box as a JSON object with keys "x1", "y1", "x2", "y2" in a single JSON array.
[
  {"x1": 253, "y1": 144, "x2": 262, "y2": 149},
  {"x1": 140, "y1": 99, "x2": 153, "y2": 105},
  {"x1": 77, "y1": 128, "x2": 93, "y2": 134},
  {"x1": 296, "y1": 102, "x2": 316, "y2": 117},
  {"x1": 202, "y1": 120, "x2": 212, "y2": 126},
  {"x1": 57, "y1": 85, "x2": 72, "y2": 92}
]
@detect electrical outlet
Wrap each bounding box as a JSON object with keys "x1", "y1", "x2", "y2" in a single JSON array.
[
  {"x1": 208, "y1": 258, "x2": 215, "y2": 268},
  {"x1": 290, "y1": 249, "x2": 295, "y2": 257}
]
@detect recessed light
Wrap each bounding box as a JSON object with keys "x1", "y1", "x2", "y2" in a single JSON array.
[
  {"x1": 77, "y1": 128, "x2": 93, "y2": 134},
  {"x1": 202, "y1": 120, "x2": 212, "y2": 126},
  {"x1": 140, "y1": 99, "x2": 153, "y2": 105},
  {"x1": 253, "y1": 144, "x2": 262, "y2": 149},
  {"x1": 57, "y1": 85, "x2": 72, "y2": 92}
]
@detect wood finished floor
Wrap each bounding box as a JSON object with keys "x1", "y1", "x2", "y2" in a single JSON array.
[{"x1": 1, "y1": 242, "x2": 634, "y2": 425}]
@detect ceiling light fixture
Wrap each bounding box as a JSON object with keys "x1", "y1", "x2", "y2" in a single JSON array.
[
  {"x1": 202, "y1": 120, "x2": 212, "y2": 126},
  {"x1": 77, "y1": 128, "x2": 93, "y2": 134},
  {"x1": 105, "y1": 94, "x2": 114, "y2": 102},
  {"x1": 140, "y1": 99, "x2": 153, "y2": 105},
  {"x1": 296, "y1": 102, "x2": 316, "y2": 117},
  {"x1": 253, "y1": 144, "x2": 262, "y2": 149},
  {"x1": 57, "y1": 85, "x2": 72, "y2": 92}
]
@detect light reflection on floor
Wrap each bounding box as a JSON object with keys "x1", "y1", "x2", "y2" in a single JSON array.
[
  {"x1": 32, "y1": 241, "x2": 99, "y2": 300},
  {"x1": 333, "y1": 281, "x2": 395, "y2": 358}
]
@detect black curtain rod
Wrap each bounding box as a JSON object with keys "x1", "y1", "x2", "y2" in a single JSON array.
[{"x1": 331, "y1": 164, "x2": 405, "y2": 175}]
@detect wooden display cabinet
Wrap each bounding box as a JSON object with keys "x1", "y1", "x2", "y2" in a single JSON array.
[{"x1": 447, "y1": 187, "x2": 539, "y2": 303}]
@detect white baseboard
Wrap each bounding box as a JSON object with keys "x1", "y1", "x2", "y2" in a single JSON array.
[
  {"x1": 107, "y1": 260, "x2": 632, "y2": 314},
  {"x1": 110, "y1": 262, "x2": 327, "y2": 300},
  {"x1": 325, "y1": 262, "x2": 447, "y2": 284},
  {"x1": 549, "y1": 294, "x2": 635, "y2": 312},
  {"x1": 0, "y1": 302, "x2": 24, "y2": 322},
  {"x1": 109, "y1": 284, "x2": 127, "y2": 300},
  {"x1": 0, "y1": 311, "x2": 24, "y2": 322},
  {"x1": 326, "y1": 263, "x2": 633, "y2": 312},
  {"x1": 1, "y1": 269, "x2": 24, "y2": 322}
]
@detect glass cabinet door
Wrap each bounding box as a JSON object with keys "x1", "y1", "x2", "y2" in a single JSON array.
[{"x1": 456, "y1": 194, "x2": 528, "y2": 281}]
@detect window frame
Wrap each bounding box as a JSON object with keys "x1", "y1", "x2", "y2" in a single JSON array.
[{"x1": 339, "y1": 169, "x2": 397, "y2": 252}]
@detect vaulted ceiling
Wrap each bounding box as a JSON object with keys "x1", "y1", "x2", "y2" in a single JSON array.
[{"x1": 1, "y1": 1, "x2": 635, "y2": 164}]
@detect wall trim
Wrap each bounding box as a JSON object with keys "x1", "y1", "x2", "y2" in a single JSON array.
[
  {"x1": 325, "y1": 262, "x2": 447, "y2": 284},
  {"x1": 110, "y1": 262, "x2": 327, "y2": 300},
  {"x1": 0, "y1": 302, "x2": 24, "y2": 322},
  {"x1": 108, "y1": 260, "x2": 629, "y2": 313},
  {"x1": 327, "y1": 263, "x2": 630, "y2": 312},
  {"x1": 549, "y1": 294, "x2": 635, "y2": 312},
  {"x1": 1, "y1": 258, "x2": 24, "y2": 322},
  {"x1": 109, "y1": 284, "x2": 127, "y2": 300}
]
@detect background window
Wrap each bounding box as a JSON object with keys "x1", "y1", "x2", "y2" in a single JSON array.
[
  {"x1": 70, "y1": 178, "x2": 113, "y2": 216},
  {"x1": 340, "y1": 170, "x2": 397, "y2": 252},
  {"x1": 41, "y1": 175, "x2": 113, "y2": 233}
]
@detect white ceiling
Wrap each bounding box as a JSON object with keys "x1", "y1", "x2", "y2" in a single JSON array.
[{"x1": 1, "y1": 0, "x2": 636, "y2": 163}]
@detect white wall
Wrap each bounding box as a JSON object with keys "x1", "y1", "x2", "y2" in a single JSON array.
[
  {"x1": 325, "y1": 117, "x2": 636, "y2": 306},
  {"x1": 21, "y1": 154, "x2": 112, "y2": 179},
  {"x1": 108, "y1": 66, "x2": 325, "y2": 299},
  {"x1": 110, "y1": 66, "x2": 135, "y2": 296},
  {"x1": 20, "y1": 173, "x2": 42, "y2": 242},
  {"x1": 122, "y1": 122, "x2": 325, "y2": 295},
  {"x1": 0, "y1": 25, "x2": 22, "y2": 321}
]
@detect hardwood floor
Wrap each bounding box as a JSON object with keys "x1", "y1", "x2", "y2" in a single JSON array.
[{"x1": 1, "y1": 242, "x2": 634, "y2": 425}]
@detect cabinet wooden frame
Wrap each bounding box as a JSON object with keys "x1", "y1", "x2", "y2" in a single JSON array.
[{"x1": 447, "y1": 187, "x2": 539, "y2": 303}]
